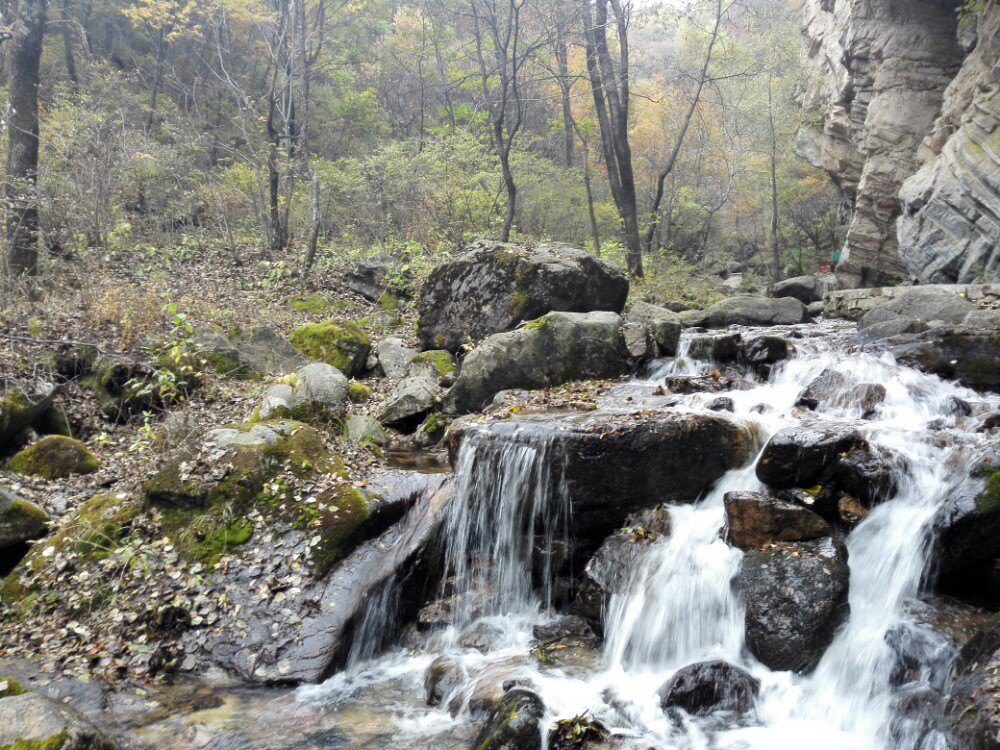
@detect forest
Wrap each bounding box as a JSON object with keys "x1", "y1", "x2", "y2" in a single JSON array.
[{"x1": 1, "y1": 0, "x2": 841, "y2": 294}]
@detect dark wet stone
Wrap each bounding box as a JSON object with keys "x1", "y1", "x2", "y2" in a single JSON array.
[
  {"x1": 723, "y1": 491, "x2": 830, "y2": 549},
  {"x1": 657, "y1": 660, "x2": 760, "y2": 717},
  {"x1": 756, "y1": 424, "x2": 865, "y2": 490},
  {"x1": 470, "y1": 688, "x2": 545, "y2": 750}
]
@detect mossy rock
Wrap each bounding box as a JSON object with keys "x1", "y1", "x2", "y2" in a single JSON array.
[
  {"x1": 288, "y1": 294, "x2": 334, "y2": 314},
  {"x1": 6, "y1": 437, "x2": 99, "y2": 480},
  {"x1": 976, "y1": 468, "x2": 1000, "y2": 514},
  {"x1": 410, "y1": 350, "x2": 457, "y2": 382},
  {"x1": 0, "y1": 491, "x2": 49, "y2": 565},
  {"x1": 0, "y1": 385, "x2": 56, "y2": 451},
  {"x1": 0, "y1": 731, "x2": 69, "y2": 750},
  {"x1": 289, "y1": 321, "x2": 371, "y2": 377},
  {"x1": 0, "y1": 677, "x2": 27, "y2": 698},
  {"x1": 347, "y1": 381, "x2": 371, "y2": 403}
]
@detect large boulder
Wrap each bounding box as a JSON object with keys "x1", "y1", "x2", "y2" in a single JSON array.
[
  {"x1": 289, "y1": 321, "x2": 371, "y2": 377},
  {"x1": 755, "y1": 424, "x2": 865, "y2": 490},
  {"x1": 417, "y1": 241, "x2": 628, "y2": 352},
  {"x1": 945, "y1": 613, "x2": 1000, "y2": 750},
  {"x1": 0, "y1": 381, "x2": 57, "y2": 452},
  {"x1": 6, "y1": 436, "x2": 99, "y2": 480},
  {"x1": 195, "y1": 326, "x2": 309, "y2": 377},
  {"x1": 0, "y1": 489, "x2": 49, "y2": 570},
  {"x1": 470, "y1": 687, "x2": 545, "y2": 750},
  {"x1": 377, "y1": 337, "x2": 418, "y2": 379},
  {"x1": 0, "y1": 690, "x2": 117, "y2": 750},
  {"x1": 866, "y1": 325, "x2": 1000, "y2": 392},
  {"x1": 379, "y1": 373, "x2": 441, "y2": 430},
  {"x1": 771, "y1": 275, "x2": 831, "y2": 304},
  {"x1": 452, "y1": 411, "x2": 752, "y2": 553},
  {"x1": 737, "y1": 536, "x2": 850, "y2": 672},
  {"x1": 441, "y1": 312, "x2": 629, "y2": 415},
  {"x1": 859, "y1": 287, "x2": 975, "y2": 327},
  {"x1": 723, "y1": 491, "x2": 830, "y2": 549},
  {"x1": 934, "y1": 458, "x2": 1000, "y2": 574},
  {"x1": 343, "y1": 257, "x2": 411, "y2": 303},
  {"x1": 257, "y1": 363, "x2": 349, "y2": 422},
  {"x1": 657, "y1": 660, "x2": 760, "y2": 717},
  {"x1": 621, "y1": 302, "x2": 682, "y2": 358},
  {"x1": 698, "y1": 296, "x2": 809, "y2": 328}
]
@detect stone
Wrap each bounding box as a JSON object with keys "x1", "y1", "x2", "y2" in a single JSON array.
[
  {"x1": 853, "y1": 317, "x2": 929, "y2": 344},
  {"x1": 688, "y1": 332, "x2": 742, "y2": 362},
  {"x1": 470, "y1": 688, "x2": 545, "y2": 750},
  {"x1": 964, "y1": 310, "x2": 1000, "y2": 331},
  {"x1": 706, "y1": 396, "x2": 734, "y2": 412},
  {"x1": 379, "y1": 373, "x2": 441, "y2": 430},
  {"x1": 657, "y1": 660, "x2": 760, "y2": 717},
  {"x1": 0, "y1": 691, "x2": 117, "y2": 750},
  {"x1": 289, "y1": 321, "x2": 371, "y2": 377},
  {"x1": 934, "y1": 458, "x2": 1000, "y2": 573},
  {"x1": 195, "y1": 326, "x2": 309, "y2": 377},
  {"x1": 441, "y1": 312, "x2": 629, "y2": 415},
  {"x1": 0, "y1": 489, "x2": 49, "y2": 570},
  {"x1": 343, "y1": 257, "x2": 411, "y2": 303},
  {"x1": 699, "y1": 296, "x2": 809, "y2": 327},
  {"x1": 417, "y1": 240, "x2": 628, "y2": 352},
  {"x1": 796, "y1": 368, "x2": 849, "y2": 410},
  {"x1": 621, "y1": 302, "x2": 682, "y2": 357},
  {"x1": 408, "y1": 350, "x2": 458, "y2": 385},
  {"x1": 0, "y1": 381, "x2": 57, "y2": 452},
  {"x1": 743, "y1": 335, "x2": 789, "y2": 365},
  {"x1": 866, "y1": 287, "x2": 975, "y2": 325},
  {"x1": 7, "y1": 436, "x2": 99, "y2": 480},
  {"x1": 738, "y1": 536, "x2": 850, "y2": 672},
  {"x1": 723, "y1": 491, "x2": 830, "y2": 549},
  {"x1": 424, "y1": 655, "x2": 466, "y2": 707},
  {"x1": 377, "y1": 337, "x2": 417, "y2": 379},
  {"x1": 622, "y1": 322, "x2": 652, "y2": 359},
  {"x1": 344, "y1": 415, "x2": 388, "y2": 447},
  {"x1": 772, "y1": 275, "x2": 829, "y2": 304},
  {"x1": 944, "y1": 613, "x2": 1000, "y2": 749},
  {"x1": 807, "y1": 301, "x2": 824, "y2": 317},
  {"x1": 755, "y1": 424, "x2": 865, "y2": 489},
  {"x1": 257, "y1": 363, "x2": 349, "y2": 422},
  {"x1": 870, "y1": 325, "x2": 1000, "y2": 392},
  {"x1": 825, "y1": 285, "x2": 1000, "y2": 321}
]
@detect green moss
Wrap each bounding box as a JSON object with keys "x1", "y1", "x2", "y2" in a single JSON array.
[
  {"x1": 0, "y1": 730, "x2": 68, "y2": 750},
  {"x1": 347, "y1": 381, "x2": 372, "y2": 403},
  {"x1": 289, "y1": 321, "x2": 370, "y2": 375},
  {"x1": 521, "y1": 315, "x2": 550, "y2": 332},
  {"x1": 309, "y1": 485, "x2": 370, "y2": 575},
  {"x1": 411, "y1": 350, "x2": 456, "y2": 379},
  {"x1": 158, "y1": 507, "x2": 254, "y2": 568},
  {"x1": 0, "y1": 390, "x2": 30, "y2": 439},
  {"x1": 378, "y1": 291, "x2": 401, "y2": 315},
  {"x1": 7, "y1": 437, "x2": 99, "y2": 480},
  {"x1": 976, "y1": 468, "x2": 1000, "y2": 513},
  {"x1": 288, "y1": 294, "x2": 335, "y2": 314},
  {"x1": 0, "y1": 677, "x2": 27, "y2": 697}
]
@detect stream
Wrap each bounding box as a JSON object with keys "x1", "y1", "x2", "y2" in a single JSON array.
[{"x1": 132, "y1": 320, "x2": 999, "y2": 750}]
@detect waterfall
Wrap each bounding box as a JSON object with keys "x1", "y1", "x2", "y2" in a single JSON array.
[{"x1": 301, "y1": 323, "x2": 999, "y2": 750}]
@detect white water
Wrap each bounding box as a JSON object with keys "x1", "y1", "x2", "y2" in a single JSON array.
[{"x1": 302, "y1": 323, "x2": 998, "y2": 750}]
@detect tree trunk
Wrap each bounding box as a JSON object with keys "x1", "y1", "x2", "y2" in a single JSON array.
[
  {"x1": 768, "y1": 74, "x2": 780, "y2": 282},
  {"x1": 146, "y1": 26, "x2": 167, "y2": 130},
  {"x1": 5, "y1": 0, "x2": 47, "y2": 278},
  {"x1": 582, "y1": 142, "x2": 601, "y2": 255},
  {"x1": 61, "y1": 0, "x2": 78, "y2": 93}
]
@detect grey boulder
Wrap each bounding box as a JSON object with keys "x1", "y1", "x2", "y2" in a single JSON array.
[{"x1": 258, "y1": 363, "x2": 349, "y2": 422}]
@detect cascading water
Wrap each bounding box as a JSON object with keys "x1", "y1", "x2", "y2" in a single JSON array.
[{"x1": 301, "y1": 321, "x2": 999, "y2": 750}]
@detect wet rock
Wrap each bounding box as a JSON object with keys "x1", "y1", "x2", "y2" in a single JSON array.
[
  {"x1": 258, "y1": 362, "x2": 349, "y2": 422},
  {"x1": 688, "y1": 332, "x2": 742, "y2": 362},
  {"x1": 888, "y1": 683, "x2": 947, "y2": 750},
  {"x1": 424, "y1": 655, "x2": 466, "y2": 707},
  {"x1": 289, "y1": 321, "x2": 371, "y2": 377},
  {"x1": 851, "y1": 383, "x2": 888, "y2": 419},
  {"x1": 964, "y1": 310, "x2": 1000, "y2": 331},
  {"x1": 944, "y1": 613, "x2": 1000, "y2": 750},
  {"x1": 0, "y1": 489, "x2": 49, "y2": 571},
  {"x1": 743, "y1": 335, "x2": 789, "y2": 365},
  {"x1": 622, "y1": 302, "x2": 682, "y2": 357},
  {"x1": 621, "y1": 322, "x2": 653, "y2": 360},
  {"x1": 377, "y1": 337, "x2": 418, "y2": 379},
  {"x1": 657, "y1": 660, "x2": 760, "y2": 717},
  {"x1": 574, "y1": 508, "x2": 672, "y2": 632},
  {"x1": 379, "y1": 373, "x2": 441, "y2": 430},
  {"x1": 0, "y1": 381, "x2": 57, "y2": 452},
  {"x1": 946, "y1": 396, "x2": 973, "y2": 417},
  {"x1": 755, "y1": 424, "x2": 865, "y2": 490},
  {"x1": 832, "y1": 443, "x2": 904, "y2": 506},
  {"x1": 462, "y1": 657, "x2": 534, "y2": 715},
  {"x1": 666, "y1": 372, "x2": 741, "y2": 394},
  {"x1": 795, "y1": 368, "x2": 849, "y2": 410},
  {"x1": 863, "y1": 287, "x2": 975, "y2": 327},
  {"x1": 417, "y1": 240, "x2": 628, "y2": 352},
  {"x1": 807, "y1": 301, "x2": 824, "y2": 317},
  {"x1": 470, "y1": 687, "x2": 545, "y2": 750},
  {"x1": 772, "y1": 275, "x2": 830, "y2": 304},
  {"x1": 459, "y1": 621, "x2": 507, "y2": 653},
  {"x1": 933, "y1": 455, "x2": 1000, "y2": 573},
  {"x1": 700, "y1": 296, "x2": 809, "y2": 328},
  {"x1": 885, "y1": 621, "x2": 957, "y2": 689},
  {"x1": 441, "y1": 312, "x2": 629, "y2": 415},
  {"x1": 0, "y1": 690, "x2": 117, "y2": 750},
  {"x1": 195, "y1": 326, "x2": 309, "y2": 377},
  {"x1": 532, "y1": 616, "x2": 597, "y2": 645},
  {"x1": 738, "y1": 536, "x2": 850, "y2": 672},
  {"x1": 6, "y1": 436, "x2": 99, "y2": 480},
  {"x1": 853, "y1": 317, "x2": 929, "y2": 344},
  {"x1": 867, "y1": 326, "x2": 1000, "y2": 392},
  {"x1": 723, "y1": 491, "x2": 830, "y2": 549},
  {"x1": 858, "y1": 306, "x2": 907, "y2": 330},
  {"x1": 705, "y1": 396, "x2": 734, "y2": 412},
  {"x1": 412, "y1": 413, "x2": 451, "y2": 447}
]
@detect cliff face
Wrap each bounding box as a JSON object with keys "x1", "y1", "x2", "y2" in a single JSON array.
[{"x1": 799, "y1": 0, "x2": 999, "y2": 287}]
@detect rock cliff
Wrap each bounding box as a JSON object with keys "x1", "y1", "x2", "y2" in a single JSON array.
[{"x1": 799, "y1": 0, "x2": 999, "y2": 287}]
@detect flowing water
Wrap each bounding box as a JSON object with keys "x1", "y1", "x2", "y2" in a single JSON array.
[{"x1": 294, "y1": 320, "x2": 999, "y2": 750}]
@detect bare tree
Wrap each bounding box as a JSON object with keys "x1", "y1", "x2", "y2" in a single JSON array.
[
  {"x1": 581, "y1": 0, "x2": 641, "y2": 276},
  {"x1": 5, "y1": 0, "x2": 47, "y2": 278}
]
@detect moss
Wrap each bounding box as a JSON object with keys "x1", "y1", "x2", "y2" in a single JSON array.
[
  {"x1": 0, "y1": 677, "x2": 27, "y2": 697},
  {"x1": 962, "y1": 356, "x2": 1000, "y2": 389},
  {"x1": 158, "y1": 507, "x2": 254, "y2": 568},
  {"x1": 0, "y1": 390, "x2": 30, "y2": 439},
  {"x1": 288, "y1": 294, "x2": 334, "y2": 314},
  {"x1": 976, "y1": 468, "x2": 1000, "y2": 514},
  {"x1": 378, "y1": 291, "x2": 401, "y2": 315},
  {"x1": 309, "y1": 485, "x2": 370, "y2": 575},
  {"x1": 521, "y1": 315, "x2": 550, "y2": 332},
  {"x1": 289, "y1": 321, "x2": 370, "y2": 375},
  {"x1": 347, "y1": 381, "x2": 371, "y2": 403},
  {"x1": 0, "y1": 730, "x2": 68, "y2": 750},
  {"x1": 411, "y1": 350, "x2": 456, "y2": 379},
  {"x1": 198, "y1": 349, "x2": 253, "y2": 379},
  {"x1": 7, "y1": 437, "x2": 99, "y2": 480}
]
